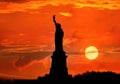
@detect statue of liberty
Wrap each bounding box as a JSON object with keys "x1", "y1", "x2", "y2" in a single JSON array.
[
  {"x1": 53, "y1": 15, "x2": 64, "y2": 52},
  {"x1": 38, "y1": 15, "x2": 71, "y2": 80}
]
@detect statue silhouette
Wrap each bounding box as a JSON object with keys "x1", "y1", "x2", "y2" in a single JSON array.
[
  {"x1": 53, "y1": 15, "x2": 64, "y2": 52},
  {"x1": 47, "y1": 15, "x2": 69, "y2": 80}
]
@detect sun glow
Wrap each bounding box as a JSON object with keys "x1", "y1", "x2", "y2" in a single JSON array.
[{"x1": 85, "y1": 46, "x2": 99, "y2": 60}]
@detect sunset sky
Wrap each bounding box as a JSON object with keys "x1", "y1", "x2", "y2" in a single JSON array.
[{"x1": 0, "y1": 0, "x2": 120, "y2": 79}]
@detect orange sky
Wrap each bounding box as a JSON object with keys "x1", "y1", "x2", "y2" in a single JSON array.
[{"x1": 0, "y1": 0, "x2": 120, "y2": 79}]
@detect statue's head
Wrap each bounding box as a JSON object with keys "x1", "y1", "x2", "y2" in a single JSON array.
[{"x1": 56, "y1": 23, "x2": 61, "y2": 28}]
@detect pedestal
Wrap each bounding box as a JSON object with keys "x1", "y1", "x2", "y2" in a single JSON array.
[{"x1": 49, "y1": 51, "x2": 68, "y2": 79}]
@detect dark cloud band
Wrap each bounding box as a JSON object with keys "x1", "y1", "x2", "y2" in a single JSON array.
[{"x1": 0, "y1": 0, "x2": 30, "y2": 3}]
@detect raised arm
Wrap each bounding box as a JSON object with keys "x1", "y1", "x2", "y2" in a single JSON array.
[{"x1": 53, "y1": 15, "x2": 57, "y2": 25}]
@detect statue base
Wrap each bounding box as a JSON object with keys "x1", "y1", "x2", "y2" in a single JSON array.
[
  {"x1": 38, "y1": 51, "x2": 72, "y2": 80},
  {"x1": 48, "y1": 50, "x2": 69, "y2": 80}
]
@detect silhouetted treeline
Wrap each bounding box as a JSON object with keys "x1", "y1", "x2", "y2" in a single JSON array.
[
  {"x1": 74, "y1": 71, "x2": 120, "y2": 81},
  {"x1": 0, "y1": 71, "x2": 120, "y2": 84}
]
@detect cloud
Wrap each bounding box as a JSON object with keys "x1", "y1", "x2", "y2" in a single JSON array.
[
  {"x1": 112, "y1": 50, "x2": 120, "y2": 53},
  {"x1": 0, "y1": 44, "x2": 52, "y2": 67},
  {"x1": 0, "y1": 0, "x2": 30, "y2": 3},
  {"x1": 0, "y1": 44, "x2": 50, "y2": 78},
  {"x1": 0, "y1": 45, "x2": 6, "y2": 49},
  {"x1": 0, "y1": 0, "x2": 120, "y2": 13},
  {"x1": 14, "y1": 51, "x2": 51, "y2": 67},
  {"x1": 86, "y1": 51, "x2": 98, "y2": 54},
  {"x1": 86, "y1": 0, "x2": 96, "y2": 4},
  {"x1": 0, "y1": 72, "x2": 30, "y2": 79},
  {"x1": 0, "y1": 43, "x2": 83, "y2": 68},
  {"x1": 0, "y1": 1, "x2": 50, "y2": 13},
  {"x1": 59, "y1": 12, "x2": 72, "y2": 17},
  {"x1": 75, "y1": 0, "x2": 120, "y2": 9},
  {"x1": 67, "y1": 52, "x2": 81, "y2": 55},
  {"x1": 64, "y1": 31, "x2": 82, "y2": 47}
]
